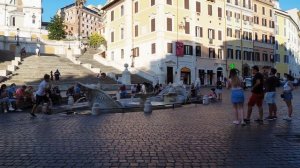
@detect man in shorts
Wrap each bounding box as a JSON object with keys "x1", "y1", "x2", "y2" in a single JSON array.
[
  {"x1": 264, "y1": 68, "x2": 280, "y2": 120},
  {"x1": 245, "y1": 65, "x2": 264, "y2": 124},
  {"x1": 30, "y1": 74, "x2": 50, "y2": 117}
]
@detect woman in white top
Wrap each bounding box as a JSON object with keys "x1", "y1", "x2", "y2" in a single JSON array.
[
  {"x1": 227, "y1": 69, "x2": 245, "y2": 125},
  {"x1": 282, "y1": 74, "x2": 294, "y2": 121}
]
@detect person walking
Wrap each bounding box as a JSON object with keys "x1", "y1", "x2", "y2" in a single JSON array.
[
  {"x1": 228, "y1": 69, "x2": 245, "y2": 125},
  {"x1": 31, "y1": 74, "x2": 51, "y2": 117},
  {"x1": 50, "y1": 71, "x2": 54, "y2": 81},
  {"x1": 245, "y1": 65, "x2": 264, "y2": 124},
  {"x1": 216, "y1": 80, "x2": 223, "y2": 100},
  {"x1": 282, "y1": 74, "x2": 294, "y2": 121},
  {"x1": 54, "y1": 69, "x2": 61, "y2": 81},
  {"x1": 264, "y1": 68, "x2": 280, "y2": 120}
]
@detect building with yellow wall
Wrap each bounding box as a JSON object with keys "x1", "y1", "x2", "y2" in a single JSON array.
[
  {"x1": 101, "y1": 0, "x2": 298, "y2": 84},
  {"x1": 102, "y1": 0, "x2": 228, "y2": 85}
]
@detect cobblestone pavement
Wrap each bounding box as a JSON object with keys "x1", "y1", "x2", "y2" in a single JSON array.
[{"x1": 1, "y1": 88, "x2": 300, "y2": 167}]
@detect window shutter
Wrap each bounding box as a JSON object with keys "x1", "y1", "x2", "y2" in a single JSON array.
[
  {"x1": 196, "y1": 2, "x2": 201, "y2": 13},
  {"x1": 167, "y1": 18, "x2": 172, "y2": 31},
  {"x1": 218, "y1": 7, "x2": 222, "y2": 17},
  {"x1": 185, "y1": 0, "x2": 189, "y2": 9},
  {"x1": 185, "y1": 22, "x2": 190, "y2": 34},
  {"x1": 151, "y1": 19, "x2": 155, "y2": 32}
]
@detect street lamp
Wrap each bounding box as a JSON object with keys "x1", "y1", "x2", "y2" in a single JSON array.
[{"x1": 16, "y1": 28, "x2": 20, "y2": 46}]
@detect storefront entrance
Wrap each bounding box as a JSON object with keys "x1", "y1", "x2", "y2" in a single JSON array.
[
  {"x1": 167, "y1": 67, "x2": 174, "y2": 84},
  {"x1": 217, "y1": 67, "x2": 223, "y2": 82},
  {"x1": 181, "y1": 67, "x2": 191, "y2": 85},
  {"x1": 199, "y1": 69, "x2": 205, "y2": 85}
]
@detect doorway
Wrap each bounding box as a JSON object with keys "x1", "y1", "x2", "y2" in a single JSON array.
[
  {"x1": 199, "y1": 69, "x2": 205, "y2": 85},
  {"x1": 217, "y1": 67, "x2": 223, "y2": 81},
  {"x1": 207, "y1": 70, "x2": 214, "y2": 85},
  {"x1": 181, "y1": 67, "x2": 191, "y2": 85},
  {"x1": 167, "y1": 67, "x2": 173, "y2": 84}
]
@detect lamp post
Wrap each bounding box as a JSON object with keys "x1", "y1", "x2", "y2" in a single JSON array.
[{"x1": 16, "y1": 28, "x2": 20, "y2": 46}]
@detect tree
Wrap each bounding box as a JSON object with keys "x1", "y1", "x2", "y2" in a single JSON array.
[
  {"x1": 47, "y1": 15, "x2": 66, "y2": 40},
  {"x1": 88, "y1": 33, "x2": 106, "y2": 48}
]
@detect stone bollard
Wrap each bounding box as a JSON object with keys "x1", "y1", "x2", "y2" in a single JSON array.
[
  {"x1": 92, "y1": 103, "x2": 100, "y2": 115},
  {"x1": 144, "y1": 98, "x2": 152, "y2": 113},
  {"x1": 202, "y1": 95, "x2": 209, "y2": 105},
  {"x1": 67, "y1": 96, "x2": 74, "y2": 111}
]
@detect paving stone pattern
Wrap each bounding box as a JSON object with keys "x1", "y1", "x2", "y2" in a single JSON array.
[{"x1": 1, "y1": 89, "x2": 300, "y2": 167}]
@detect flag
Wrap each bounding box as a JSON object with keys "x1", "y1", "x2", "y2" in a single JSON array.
[{"x1": 176, "y1": 42, "x2": 184, "y2": 57}]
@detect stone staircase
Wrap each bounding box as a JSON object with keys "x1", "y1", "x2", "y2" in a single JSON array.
[
  {"x1": 78, "y1": 48, "x2": 151, "y2": 84},
  {"x1": 3, "y1": 55, "x2": 101, "y2": 86}
]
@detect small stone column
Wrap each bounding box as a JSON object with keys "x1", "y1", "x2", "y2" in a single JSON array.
[{"x1": 122, "y1": 63, "x2": 131, "y2": 85}]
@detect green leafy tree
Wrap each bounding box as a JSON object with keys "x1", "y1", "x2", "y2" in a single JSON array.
[
  {"x1": 47, "y1": 15, "x2": 66, "y2": 40},
  {"x1": 89, "y1": 33, "x2": 106, "y2": 48}
]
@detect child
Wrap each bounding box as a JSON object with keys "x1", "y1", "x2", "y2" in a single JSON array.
[{"x1": 208, "y1": 88, "x2": 217, "y2": 102}]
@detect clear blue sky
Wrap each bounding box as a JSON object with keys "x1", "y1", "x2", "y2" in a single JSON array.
[
  {"x1": 42, "y1": 0, "x2": 106, "y2": 22},
  {"x1": 42, "y1": 0, "x2": 300, "y2": 22}
]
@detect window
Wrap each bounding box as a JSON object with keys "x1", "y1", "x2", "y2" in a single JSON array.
[
  {"x1": 132, "y1": 47, "x2": 140, "y2": 57},
  {"x1": 196, "y1": 46, "x2": 201, "y2": 57},
  {"x1": 185, "y1": 21, "x2": 190, "y2": 34},
  {"x1": 184, "y1": 0, "x2": 189, "y2": 9},
  {"x1": 227, "y1": 49, "x2": 233, "y2": 59},
  {"x1": 262, "y1": 7, "x2": 265, "y2": 15},
  {"x1": 243, "y1": 0, "x2": 246, "y2": 7},
  {"x1": 254, "y1": 4, "x2": 257, "y2": 12},
  {"x1": 209, "y1": 48, "x2": 215, "y2": 58},
  {"x1": 121, "y1": 5, "x2": 124, "y2": 16},
  {"x1": 218, "y1": 49, "x2": 222, "y2": 59},
  {"x1": 284, "y1": 55, "x2": 289, "y2": 63},
  {"x1": 166, "y1": 0, "x2": 172, "y2": 5},
  {"x1": 218, "y1": 30, "x2": 222, "y2": 40},
  {"x1": 134, "y1": 1, "x2": 138, "y2": 13},
  {"x1": 248, "y1": 0, "x2": 251, "y2": 9},
  {"x1": 208, "y1": 5, "x2": 212, "y2": 16},
  {"x1": 151, "y1": 43, "x2": 156, "y2": 54},
  {"x1": 275, "y1": 41, "x2": 279, "y2": 50},
  {"x1": 151, "y1": 18, "x2": 155, "y2": 32},
  {"x1": 235, "y1": 29, "x2": 240, "y2": 38},
  {"x1": 196, "y1": 2, "x2": 201, "y2": 13},
  {"x1": 135, "y1": 25, "x2": 138, "y2": 37},
  {"x1": 121, "y1": 49, "x2": 124, "y2": 59},
  {"x1": 236, "y1": 50, "x2": 241, "y2": 60},
  {"x1": 151, "y1": 0, "x2": 155, "y2": 6},
  {"x1": 121, "y1": 28, "x2": 124, "y2": 39},
  {"x1": 270, "y1": 9, "x2": 272, "y2": 17},
  {"x1": 255, "y1": 32, "x2": 258, "y2": 41},
  {"x1": 184, "y1": 45, "x2": 193, "y2": 55},
  {"x1": 218, "y1": 7, "x2": 222, "y2": 17},
  {"x1": 111, "y1": 11, "x2": 114, "y2": 21},
  {"x1": 208, "y1": 29, "x2": 215, "y2": 39},
  {"x1": 167, "y1": 43, "x2": 173, "y2": 53},
  {"x1": 275, "y1": 54, "x2": 280, "y2": 62},
  {"x1": 263, "y1": 53, "x2": 268, "y2": 61},
  {"x1": 12, "y1": 17, "x2": 15, "y2": 26},
  {"x1": 167, "y1": 18, "x2": 172, "y2": 31},
  {"x1": 195, "y1": 26, "x2": 203, "y2": 37},
  {"x1": 227, "y1": 0, "x2": 230, "y2": 3},
  {"x1": 111, "y1": 31, "x2": 114, "y2": 42},
  {"x1": 227, "y1": 28, "x2": 232, "y2": 37},
  {"x1": 235, "y1": 0, "x2": 238, "y2": 5}
]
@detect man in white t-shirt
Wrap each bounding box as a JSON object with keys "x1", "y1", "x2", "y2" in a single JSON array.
[{"x1": 30, "y1": 74, "x2": 50, "y2": 117}]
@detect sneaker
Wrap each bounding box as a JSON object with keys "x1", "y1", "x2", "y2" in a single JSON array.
[
  {"x1": 9, "y1": 107, "x2": 15, "y2": 111},
  {"x1": 16, "y1": 109, "x2": 22, "y2": 112},
  {"x1": 265, "y1": 116, "x2": 274, "y2": 121},
  {"x1": 244, "y1": 119, "x2": 250, "y2": 124},
  {"x1": 254, "y1": 119, "x2": 264, "y2": 124},
  {"x1": 283, "y1": 116, "x2": 292, "y2": 121},
  {"x1": 273, "y1": 116, "x2": 277, "y2": 120},
  {"x1": 4, "y1": 109, "x2": 7, "y2": 113},
  {"x1": 240, "y1": 121, "x2": 246, "y2": 126},
  {"x1": 233, "y1": 120, "x2": 240, "y2": 125}
]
